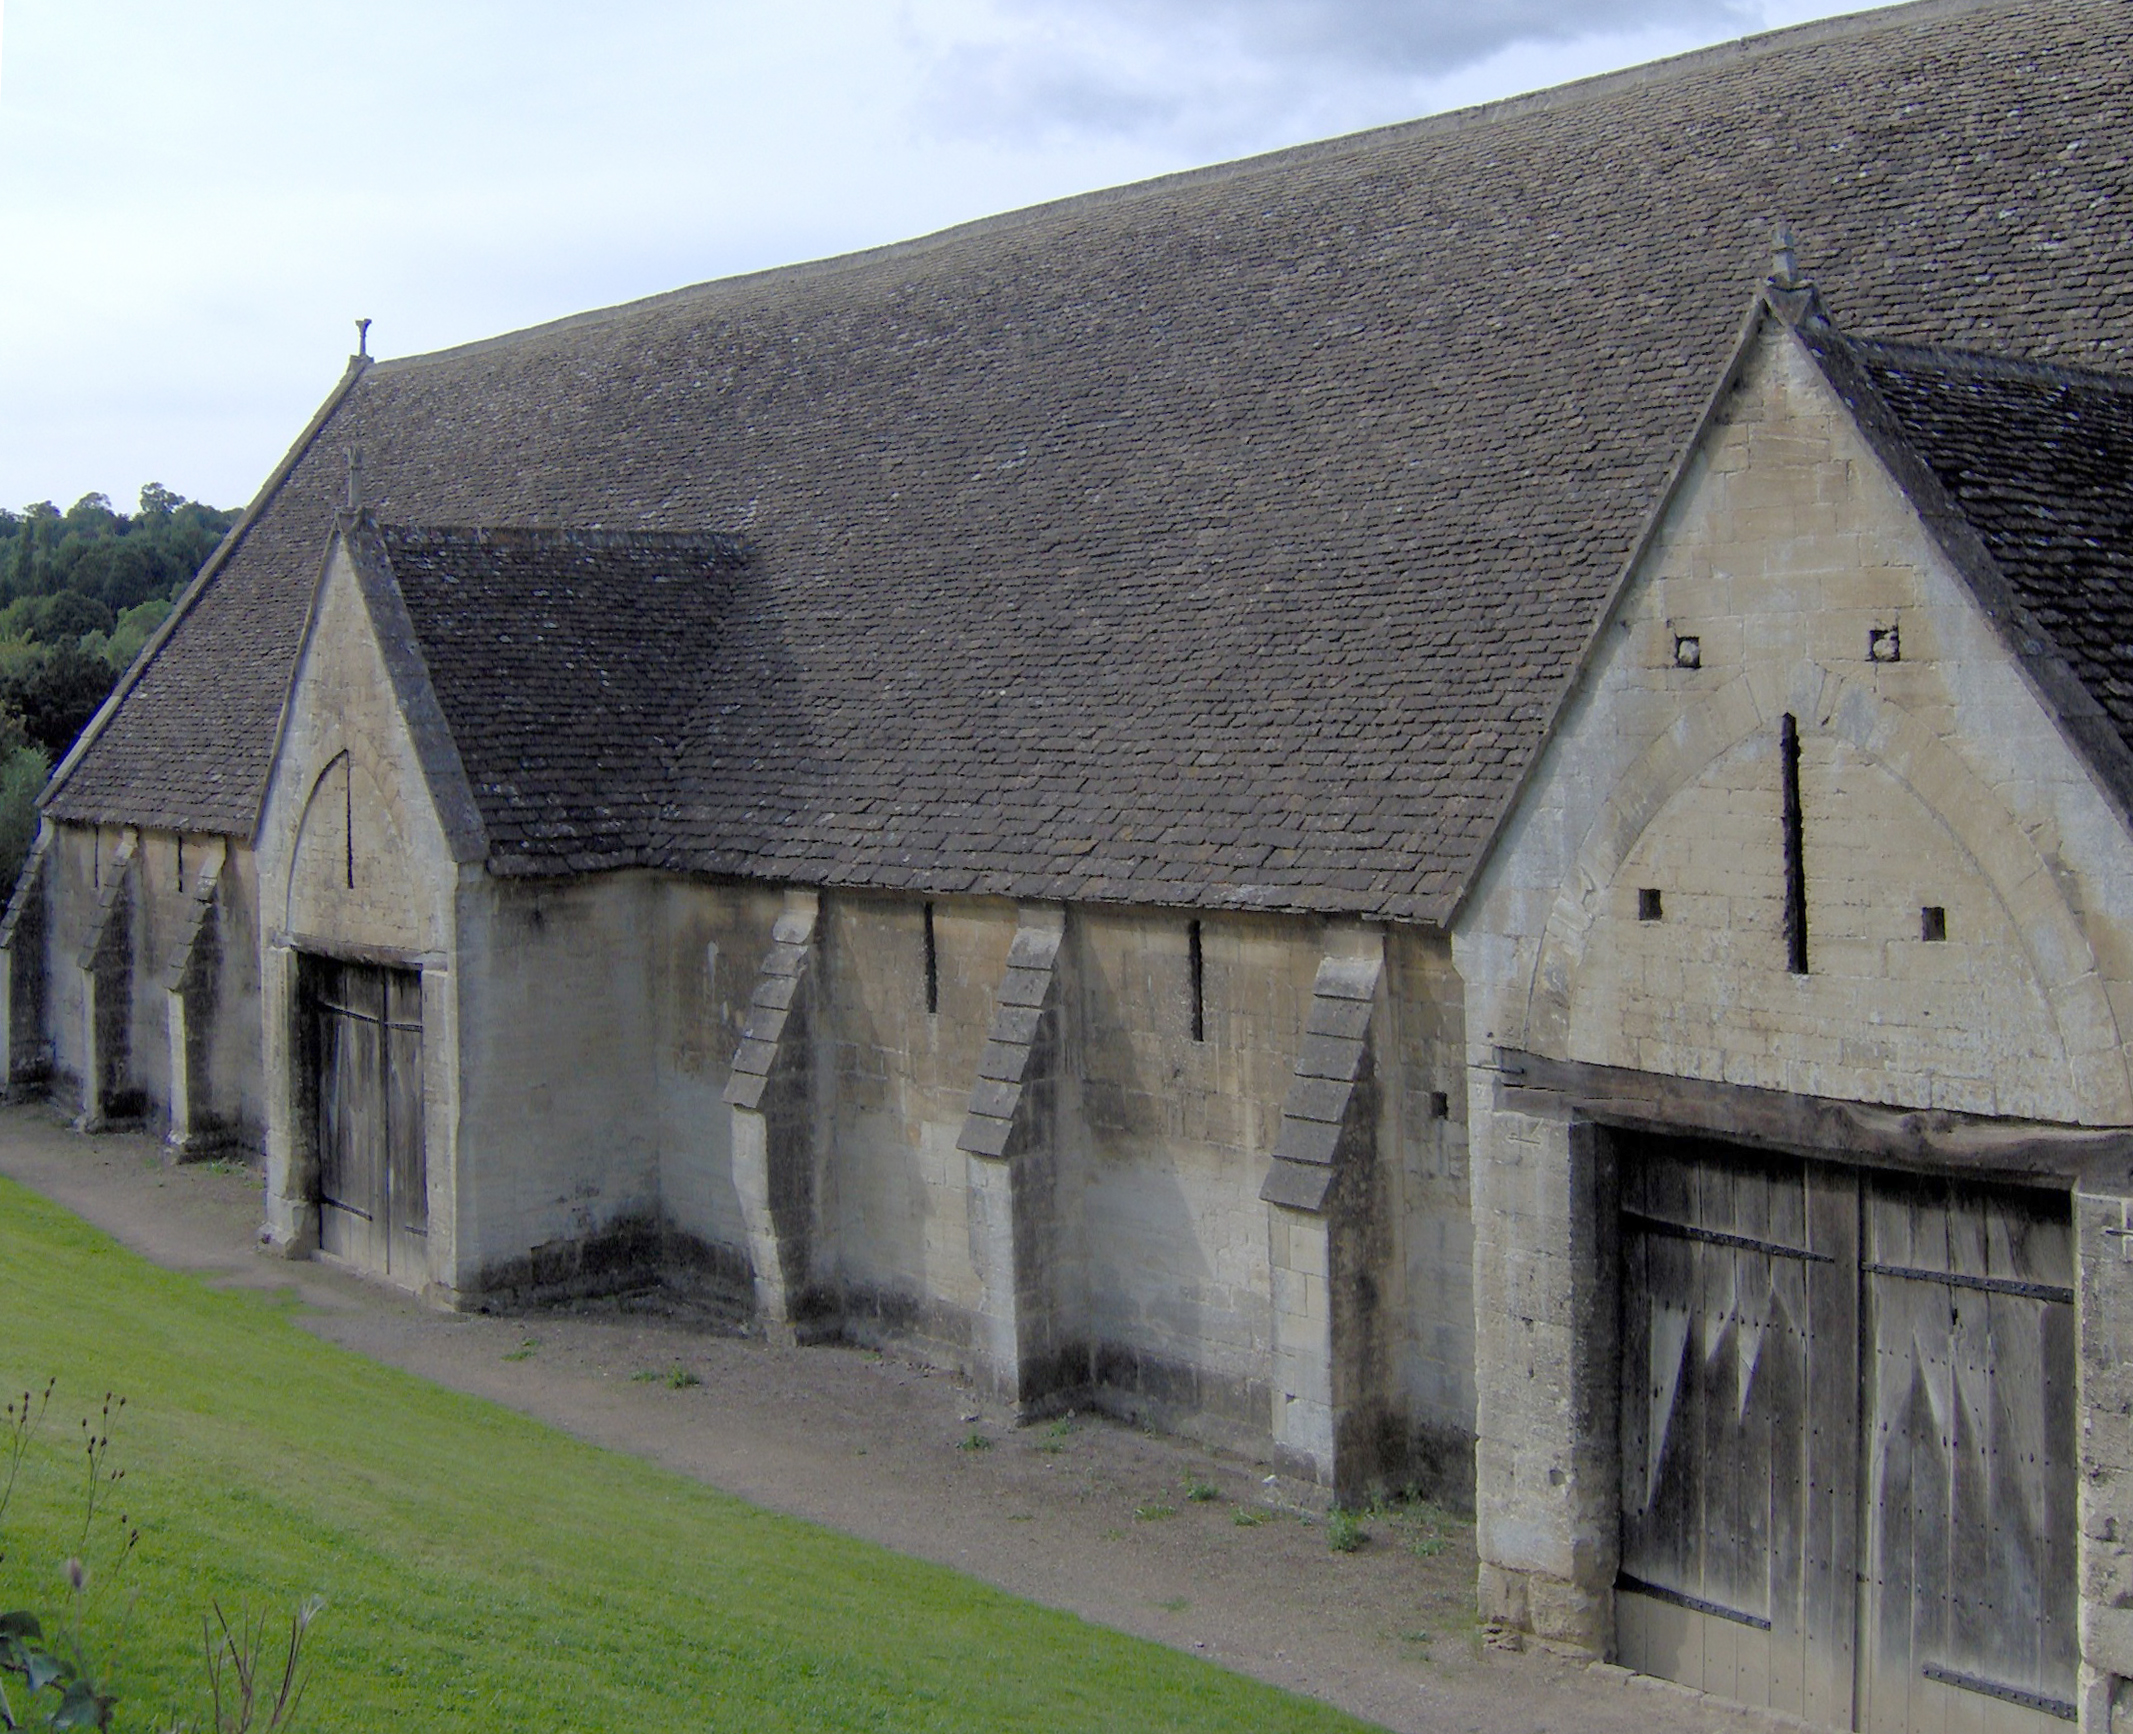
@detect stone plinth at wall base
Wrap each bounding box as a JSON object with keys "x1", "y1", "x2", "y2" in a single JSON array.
[
  {"x1": 260, "y1": 1190, "x2": 320, "y2": 1259},
  {"x1": 257, "y1": 1222, "x2": 316, "y2": 1261},
  {"x1": 1478, "y1": 1561, "x2": 1609, "y2": 1657}
]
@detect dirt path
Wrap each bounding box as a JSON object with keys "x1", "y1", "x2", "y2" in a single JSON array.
[{"x1": 0, "y1": 1106, "x2": 1794, "y2": 1733}]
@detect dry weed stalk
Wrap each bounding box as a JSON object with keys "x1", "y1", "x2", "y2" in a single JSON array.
[{"x1": 199, "y1": 1597, "x2": 321, "y2": 1734}]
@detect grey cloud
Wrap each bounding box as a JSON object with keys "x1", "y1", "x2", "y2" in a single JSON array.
[
  {"x1": 918, "y1": 0, "x2": 1759, "y2": 148},
  {"x1": 1046, "y1": 0, "x2": 1758, "y2": 75}
]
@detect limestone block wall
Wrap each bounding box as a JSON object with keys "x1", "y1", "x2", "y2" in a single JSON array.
[
  {"x1": 695, "y1": 890, "x2": 1480, "y2": 1494},
  {"x1": 812, "y1": 893, "x2": 1020, "y2": 1348},
  {"x1": 1454, "y1": 314, "x2": 2133, "y2": 1686},
  {"x1": 1384, "y1": 926, "x2": 1476, "y2": 1495},
  {"x1": 452, "y1": 873, "x2": 667, "y2": 1300},
  {"x1": 26, "y1": 820, "x2": 263, "y2": 1146},
  {"x1": 120, "y1": 830, "x2": 178, "y2": 1114},
  {"x1": 1073, "y1": 907, "x2": 1314, "y2": 1441},
  {"x1": 198, "y1": 842, "x2": 264, "y2": 1145},
  {"x1": 652, "y1": 875, "x2": 783, "y2": 1279},
  {"x1": 43, "y1": 821, "x2": 109, "y2": 1108}
]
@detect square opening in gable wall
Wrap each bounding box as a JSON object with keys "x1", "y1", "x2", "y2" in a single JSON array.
[{"x1": 1638, "y1": 888, "x2": 1664, "y2": 922}]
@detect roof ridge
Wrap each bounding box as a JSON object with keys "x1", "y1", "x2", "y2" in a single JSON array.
[
  {"x1": 1848, "y1": 333, "x2": 2133, "y2": 394},
  {"x1": 366, "y1": 0, "x2": 2010, "y2": 378},
  {"x1": 378, "y1": 523, "x2": 750, "y2": 554}
]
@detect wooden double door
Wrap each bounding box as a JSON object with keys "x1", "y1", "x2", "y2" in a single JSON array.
[
  {"x1": 305, "y1": 957, "x2": 427, "y2": 1286},
  {"x1": 1617, "y1": 1135, "x2": 2076, "y2": 1731}
]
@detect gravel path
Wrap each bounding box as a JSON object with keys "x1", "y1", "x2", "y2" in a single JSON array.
[{"x1": 0, "y1": 1105, "x2": 1795, "y2": 1733}]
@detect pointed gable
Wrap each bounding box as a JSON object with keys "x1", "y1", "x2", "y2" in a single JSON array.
[{"x1": 1458, "y1": 295, "x2": 2133, "y2": 1124}]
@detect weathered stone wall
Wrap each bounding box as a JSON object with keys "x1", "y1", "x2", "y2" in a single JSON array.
[
  {"x1": 201, "y1": 841, "x2": 265, "y2": 1145},
  {"x1": 451, "y1": 873, "x2": 663, "y2": 1300},
  {"x1": 1455, "y1": 314, "x2": 2133, "y2": 1708},
  {"x1": 121, "y1": 830, "x2": 178, "y2": 1114},
  {"x1": 1384, "y1": 925, "x2": 1476, "y2": 1499},
  {"x1": 1071, "y1": 907, "x2": 1306, "y2": 1441},
  {"x1": 24, "y1": 821, "x2": 264, "y2": 1147},
  {"x1": 812, "y1": 893, "x2": 1020, "y2": 1349},
  {"x1": 651, "y1": 876, "x2": 781, "y2": 1280},
  {"x1": 1468, "y1": 329, "x2": 2133, "y2": 1122},
  {"x1": 43, "y1": 822, "x2": 108, "y2": 1110}
]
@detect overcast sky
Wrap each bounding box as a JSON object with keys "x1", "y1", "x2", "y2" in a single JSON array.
[{"x1": 0, "y1": 0, "x2": 1866, "y2": 513}]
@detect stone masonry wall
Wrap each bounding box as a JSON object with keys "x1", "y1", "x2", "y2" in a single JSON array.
[
  {"x1": 813, "y1": 893, "x2": 1020, "y2": 1350},
  {"x1": 33, "y1": 821, "x2": 263, "y2": 1146},
  {"x1": 652, "y1": 875, "x2": 783, "y2": 1282},
  {"x1": 453, "y1": 873, "x2": 666, "y2": 1302},
  {"x1": 43, "y1": 823, "x2": 107, "y2": 1111},
  {"x1": 1385, "y1": 924, "x2": 1477, "y2": 1501},
  {"x1": 1072, "y1": 907, "x2": 1317, "y2": 1442}
]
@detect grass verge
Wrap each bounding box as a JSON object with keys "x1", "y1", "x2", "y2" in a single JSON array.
[{"x1": 0, "y1": 1176, "x2": 1370, "y2": 1732}]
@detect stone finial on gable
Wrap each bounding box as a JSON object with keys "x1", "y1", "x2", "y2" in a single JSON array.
[
  {"x1": 1770, "y1": 221, "x2": 1800, "y2": 291},
  {"x1": 1763, "y1": 220, "x2": 1824, "y2": 328}
]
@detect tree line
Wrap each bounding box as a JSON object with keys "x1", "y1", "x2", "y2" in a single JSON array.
[{"x1": 0, "y1": 486, "x2": 240, "y2": 886}]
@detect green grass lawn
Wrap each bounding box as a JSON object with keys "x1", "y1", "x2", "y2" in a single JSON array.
[{"x1": 0, "y1": 1177, "x2": 1371, "y2": 1732}]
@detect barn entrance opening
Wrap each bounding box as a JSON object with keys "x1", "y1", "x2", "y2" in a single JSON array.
[
  {"x1": 302, "y1": 955, "x2": 427, "y2": 1288},
  {"x1": 1616, "y1": 1132, "x2": 2075, "y2": 1732}
]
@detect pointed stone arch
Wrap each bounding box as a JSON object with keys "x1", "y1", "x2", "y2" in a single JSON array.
[{"x1": 1523, "y1": 662, "x2": 2131, "y2": 1124}]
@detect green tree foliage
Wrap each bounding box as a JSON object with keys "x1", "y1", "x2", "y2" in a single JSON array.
[
  {"x1": 0, "y1": 486, "x2": 237, "y2": 892},
  {"x1": 0, "y1": 487, "x2": 235, "y2": 616}
]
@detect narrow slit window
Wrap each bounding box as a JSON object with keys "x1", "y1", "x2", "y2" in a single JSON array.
[
  {"x1": 1921, "y1": 905, "x2": 1947, "y2": 942},
  {"x1": 1638, "y1": 888, "x2": 1664, "y2": 922},
  {"x1": 1188, "y1": 918, "x2": 1205, "y2": 1043},
  {"x1": 344, "y1": 762, "x2": 355, "y2": 889},
  {"x1": 922, "y1": 902, "x2": 939, "y2": 1015},
  {"x1": 1781, "y1": 712, "x2": 1808, "y2": 974}
]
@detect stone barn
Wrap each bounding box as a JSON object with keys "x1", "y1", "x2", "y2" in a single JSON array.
[{"x1": 8, "y1": 0, "x2": 2133, "y2": 1726}]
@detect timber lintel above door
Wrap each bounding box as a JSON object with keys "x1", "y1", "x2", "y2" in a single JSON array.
[{"x1": 1490, "y1": 1046, "x2": 2133, "y2": 1190}]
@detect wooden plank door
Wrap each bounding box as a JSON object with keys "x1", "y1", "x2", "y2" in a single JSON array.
[
  {"x1": 383, "y1": 968, "x2": 427, "y2": 1280},
  {"x1": 1617, "y1": 1139, "x2": 1858, "y2": 1727},
  {"x1": 309, "y1": 958, "x2": 426, "y2": 1287},
  {"x1": 1857, "y1": 1175, "x2": 2076, "y2": 1732},
  {"x1": 1619, "y1": 1140, "x2": 2076, "y2": 1733},
  {"x1": 314, "y1": 960, "x2": 388, "y2": 1273}
]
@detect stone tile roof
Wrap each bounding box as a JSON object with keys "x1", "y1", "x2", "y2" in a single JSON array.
[
  {"x1": 44, "y1": 0, "x2": 2133, "y2": 922},
  {"x1": 1843, "y1": 340, "x2": 2133, "y2": 747},
  {"x1": 376, "y1": 526, "x2": 748, "y2": 872}
]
